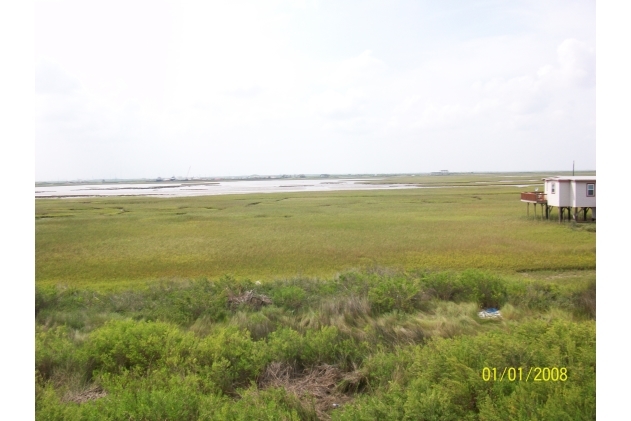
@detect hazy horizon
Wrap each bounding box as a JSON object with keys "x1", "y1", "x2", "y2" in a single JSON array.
[{"x1": 36, "y1": 168, "x2": 597, "y2": 185}]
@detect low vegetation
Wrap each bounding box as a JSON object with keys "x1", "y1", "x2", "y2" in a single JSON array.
[
  {"x1": 36, "y1": 269, "x2": 595, "y2": 420},
  {"x1": 36, "y1": 184, "x2": 595, "y2": 289}
]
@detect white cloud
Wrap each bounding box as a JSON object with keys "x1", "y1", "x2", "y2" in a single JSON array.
[
  {"x1": 310, "y1": 88, "x2": 366, "y2": 119},
  {"x1": 34, "y1": 1, "x2": 595, "y2": 179},
  {"x1": 35, "y1": 60, "x2": 81, "y2": 95},
  {"x1": 556, "y1": 38, "x2": 596, "y2": 87},
  {"x1": 324, "y1": 50, "x2": 386, "y2": 88},
  {"x1": 385, "y1": 36, "x2": 594, "y2": 138}
]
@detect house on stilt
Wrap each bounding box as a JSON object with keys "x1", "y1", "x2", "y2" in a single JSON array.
[{"x1": 520, "y1": 176, "x2": 596, "y2": 222}]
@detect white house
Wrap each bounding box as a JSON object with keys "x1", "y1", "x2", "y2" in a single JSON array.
[{"x1": 521, "y1": 176, "x2": 595, "y2": 221}]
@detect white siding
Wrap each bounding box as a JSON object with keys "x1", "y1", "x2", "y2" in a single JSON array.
[
  {"x1": 573, "y1": 181, "x2": 596, "y2": 207},
  {"x1": 542, "y1": 177, "x2": 596, "y2": 208},
  {"x1": 545, "y1": 180, "x2": 560, "y2": 206},
  {"x1": 558, "y1": 180, "x2": 572, "y2": 207}
]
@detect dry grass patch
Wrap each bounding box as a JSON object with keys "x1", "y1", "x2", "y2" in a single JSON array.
[
  {"x1": 62, "y1": 384, "x2": 108, "y2": 404},
  {"x1": 227, "y1": 290, "x2": 273, "y2": 310},
  {"x1": 259, "y1": 362, "x2": 358, "y2": 420}
]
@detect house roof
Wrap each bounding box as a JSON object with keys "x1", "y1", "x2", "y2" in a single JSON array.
[{"x1": 542, "y1": 176, "x2": 596, "y2": 182}]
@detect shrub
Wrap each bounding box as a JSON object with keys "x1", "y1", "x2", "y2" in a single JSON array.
[
  {"x1": 302, "y1": 326, "x2": 340, "y2": 364},
  {"x1": 266, "y1": 328, "x2": 305, "y2": 366},
  {"x1": 94, "y1": 370, "x2": 203, "y2": 421},
  {"x1": 230, "y1": 311, "x2": 276, "y2": 340},
  {"x1": 458, "y1": 270, "x2": 508, "y2": 308},
  {"x1": 198, "y1": 386, "x2": 307, "y2": 421},
  {"x1": 35, "y1": 286, "x2": 60, "y2": 316},
  {"x1": 507, "y1": 281, "x2": 560, "y2": 311},
  {"x1": 359, "y1": 347, "x2": 416, "y2": 391},
  {"x1": 84, "y1": 320, "x2": 195, "y2": 376},
  {"x1": 368, "y1": 276, "x2": 424, "y2": 314},
  {"x1": 335, "y1": 320, "x2": 595, "y2": 420},
  {"x1": 272, "y1": 286, "x2": 307, "y2": 310},
  {"x1": 419, "y1": 271, "x2": 462, "y2": 301},
  {"x1": 36, "y1": 326, "x2": 86, "y2": 382},
  {"x1": 193, "y1": 326, "x2": 265, "y2": 390},
  {"x1": 141, "y1": 280, "x2": 229, "y2": 324},
  {"x1": 572, "y1": 279, "x2": 596, "y2": 319}
]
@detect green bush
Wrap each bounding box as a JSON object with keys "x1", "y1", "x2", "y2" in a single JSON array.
[
  {"x1": 35, "y1": 285, "x2": 60, "y2": 316},
  {"x1": 266, "y1": 328, "x2": 305, "y2": 365},
  {"x1": 332, "y1": 383, "x2": 407, "y2": 421},
  {"x1": 97, "y1": 370, "x2": 203, "y2": 421},
  {"x1": 232, "y1": 311, "x2": 277, "y2": 340},
  {"x1": 368, "y1": 276, "x2": 424, "y2": 314},
  {"x1": 36, "y1": 326, "x2": 86, "y2": 381},
  {"x1": 265, "y1": 326, "x2": 360, "y2": 368},
  {"x1": 506, "y1": 281, "x2": 560, "y2": 311},
  {"x1": 458, "y1": 270, "x2": 508, "y2": 308},
  {"x1": 419, "y1": 271, "x2": 462, "y2": 301},
  {"x1": 335, "y1": 319, "x2": 595, "y2": 420},
  {"x1": 359, "y1": 347, "x2": 416, "y2": 391},
  {"x1": 193, "y1": 326, "x2": 265, "y2": 390},
  {"x1": 84, "y1": 320, "x2": 195, "y2": 376},
  {"x1": 140, "y1": 280, "x2": 229, "y2": 324},
  {"x1": 572, "y1": 279, "x2": 596, "y2": 319},
  {"x1": 198, "y1": 386, "x2": 308, "y2": 421},
  {"x1": 271, "y1": 285, "x2": 307, "y2": 310},
  {"x1": 418, "y1": 270, "x2": 508, "y2": 308},
  {"x1": 36, "y1": 384, "x2": 88, "y2": 421},
  {"x1": 302, "y1": 326, "x2": 340, "y2": 364}
]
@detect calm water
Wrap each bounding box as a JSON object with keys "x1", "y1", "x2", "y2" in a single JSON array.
[{"x1": 35, "y1": 179, "x2": 423, "y2": 198}]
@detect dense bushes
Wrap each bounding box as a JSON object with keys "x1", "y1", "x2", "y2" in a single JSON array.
[
  {"x1": 36, "y1": 269, "x2": 596, "y2": 328},
  {"x1": 36, "y1": 269, "x2": 596, "y2": 420},
  {"x1": 334, "y1": 320, "x2": 595, "y2": 421},
  {"x1": 85, "y1": 320, "x2": 196, "y2": 376},
  {"x1": 416, "y1": 269, "x2": 508, "y2": 308},
  {"x1": 36, "y1": 318, "x2": 595, "y2": 420}
]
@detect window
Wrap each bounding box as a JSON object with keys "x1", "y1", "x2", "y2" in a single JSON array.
[
  {"x1": 551, "y1": 183, "x2": 556, "y2": 194},
  {"x1": 587, "y1": 183, "x2": 595, "y2": 197}
]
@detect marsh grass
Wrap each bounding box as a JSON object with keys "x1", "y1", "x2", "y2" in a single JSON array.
[{"x1": 36, "y1": 184, "x2": 595, "y2": 288}]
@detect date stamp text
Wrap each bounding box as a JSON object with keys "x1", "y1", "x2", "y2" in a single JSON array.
[{"x1": 481, "y1": 367, "x2": 568, "y2": 382}]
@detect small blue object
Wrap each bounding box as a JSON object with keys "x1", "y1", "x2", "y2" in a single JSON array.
[{"x1": 478, "y1": 308, "x2": 502, "y2": 319}]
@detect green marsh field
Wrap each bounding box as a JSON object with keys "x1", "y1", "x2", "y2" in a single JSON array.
[{"x1": 36, "y1": 174, "x2": 596, "y2": 420}]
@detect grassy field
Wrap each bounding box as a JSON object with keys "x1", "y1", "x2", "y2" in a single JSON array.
[
  {"x1": 36, "y1": 180, "x2": 595, "y2": 290},
  {"x1": 35, "y1": 174, "x2": 596, "y2": 420}
]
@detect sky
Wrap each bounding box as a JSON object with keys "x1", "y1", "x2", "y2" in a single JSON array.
[{"x1": 34, "y1": 0, "x2": 596, "y2": 181}]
